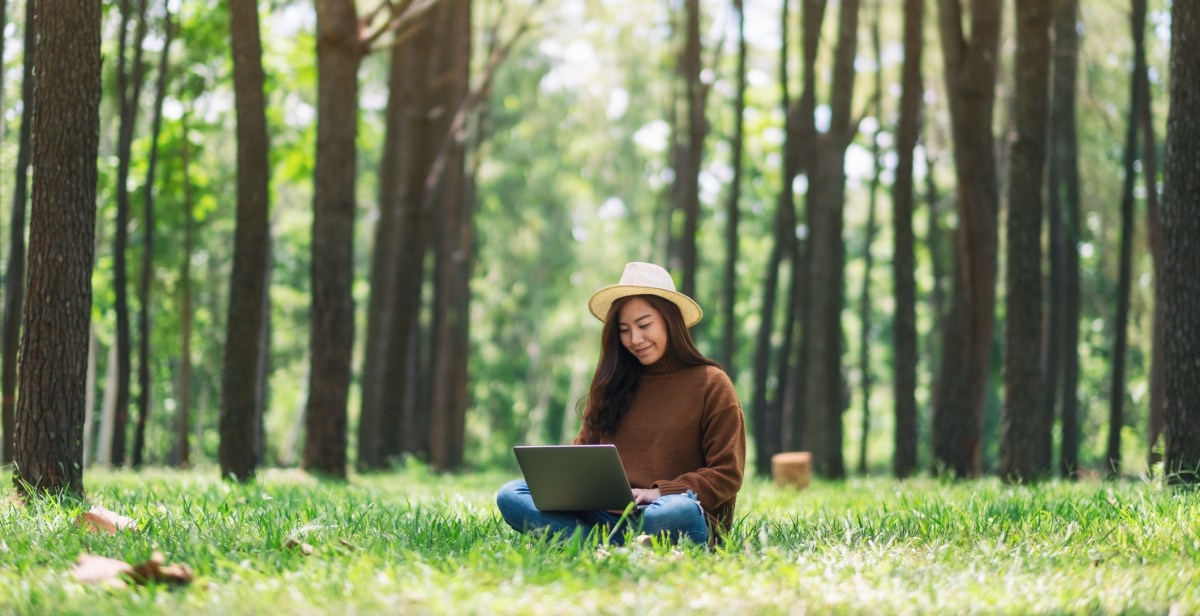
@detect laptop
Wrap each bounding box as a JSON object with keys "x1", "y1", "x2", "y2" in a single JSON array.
[{"x1": 513, "y1": 444, "x2": 637, "y2": 512}]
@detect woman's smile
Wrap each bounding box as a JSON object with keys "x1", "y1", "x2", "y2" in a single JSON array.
[{"x1": 618, "y1": 297, "x2": 668, "y2": 365}]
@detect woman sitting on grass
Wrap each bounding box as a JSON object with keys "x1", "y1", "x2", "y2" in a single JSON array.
[{"x1": 497, "y1": 262, "x2": 746, "y2": 545}]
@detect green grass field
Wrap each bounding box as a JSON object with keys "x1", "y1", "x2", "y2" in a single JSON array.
[{"x1": 1, "y1": 464, "x2": 1198, "y2": 614}]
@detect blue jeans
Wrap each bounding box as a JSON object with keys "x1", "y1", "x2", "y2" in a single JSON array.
[{"x1": 495, "y1": 479, "x2": 708, "y2": 545}]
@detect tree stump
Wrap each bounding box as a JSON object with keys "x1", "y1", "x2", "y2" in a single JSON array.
[{"x1": 771, "y1": 452, "x2": 812, "y2": 490}]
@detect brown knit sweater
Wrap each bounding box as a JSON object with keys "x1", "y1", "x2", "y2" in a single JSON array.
[{"x1": 573, "y1": 356, "x2": 747, "y2": 536}]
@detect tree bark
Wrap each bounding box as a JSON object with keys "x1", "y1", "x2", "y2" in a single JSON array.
[
  {"x1": 750, "y1": 0, "x2": 800, "y2": 476},
  {"x1": 932, "y1": 0, "x2": 1002, "y2": 478},
  {"x1": 858, "y1": 7, "x2": 882, "y2": 476},
  {"x1": 303, "y1": 0, "x2": 361, "y2": 479},
  {"x1": 359, "y1": 10, "x2": 437, "y2": 469},
  {"x1": 12, "y1": 0, "x2": 101, "y2": 497},
  {"x1": 1046, "y1": 0, "x2": 1081, "y2": 479},
  {"x1": 1, "y1": 4, "x2": 34, "y2": 465},
  {"x1": 1162, "y1": 0, "x2": 1200, "y2": 485},
  {"x1": 1106, "y1": 0, "x2": 1148, "y2": 480},
  {"x1": 892, "y1": 0, "x2": 923, "y2": 479},
  {"x1": 801, "y1": 0, "x2": 858, "y2": 479},
  {"x1": 999, "y1": 0, "x2": 1051, "y2": 484},
  {"x1": 428, "y1": 0, "x2": 472, "y2": 471},
  {"x1": 177, "y1": 110, "x2": 196, "y2": 469},
  {"x1": 720, "y1": 0, "x2": 746, "y2": 376},
  {"x1": 1140, "y1": 22, "x2": 1164, "y2": 472},
  {"x1": 109, "y1": 0, "x2": 150, "y2": 468},
  {"x1": 132, "y1": 9, "x2": 173, "y2": 469},
  {"x1": 675, "y1": 0, "x2": 705, "y2": 298},
  {"x1": 220, "y1": 0, "x2": 272, "y2": 482}
]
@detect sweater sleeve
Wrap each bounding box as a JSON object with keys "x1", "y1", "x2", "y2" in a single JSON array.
[{"x1": 651, "y1": 369, "x2": 746, "y2": 510}]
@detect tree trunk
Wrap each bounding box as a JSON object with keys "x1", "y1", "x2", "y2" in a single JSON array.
[
  {"x1": 675, "y1": 0, "x2": 705, "y2": 298},
  {"x1": 932, "y1": 0, "x2": 1002, "y2": 478},
  {"x1": 359, "y1": 11, "x2": 437, "y2": 469},
  {"x1": 750, "y1": 0, "x2": 799, "y2": 476},
  {"x1": 801, "y1": 0, "x2": 858, "y2": 479},
  {"x1": 1140, "y1": 22, "x2": 1164, "y2": 472},
  {"x1": 999, "y1": 0, "x2": 1051, "y2": 484},
  {"x1": 132, "y1": 10, "x2": 173, "y2": 469},
  {"x1": 428, "y1": 0, "x2": 472, "y2": 471},
  {"x1": 220, "y1": 0, "x2": 272, "y2": 482},
  {"x1": 1, "y1": 3, "x2": 34, "y2": 465},
  {"x1": 892, "y1": 0, "x2": 922, "y2": 479},
  {"x1": 1162, "y1": 0, "x2": 1200, "y2": 485},
  {"x1": 177, "y1": 110, "x2": 195, "y2": 469},
  {"x1": 12, "y1": 0, "x2": 101, "y2": 497},
  {"x1": 1106, "y1": 0, "x2": 1148, "y2": 480},
  {"x1": 109, "y1": 0, "x2": 150, "y2": 468},
  {"x1": 858, "y1": 7, "x2": 882, "y2": 476},
  {"x1": 1046, "y1": 0, "x2": 1082, "y2": 479},
  {"x1": 303, "y1": 0, "x2": 361, "y2": 479},
  {"x1": 720, "y1": 0, "x2": 746, "y2": 375}
]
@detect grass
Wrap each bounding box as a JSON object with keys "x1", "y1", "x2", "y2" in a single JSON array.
[{"x1": 1, "y1": 464, "x2": 1198, "y2": 615}]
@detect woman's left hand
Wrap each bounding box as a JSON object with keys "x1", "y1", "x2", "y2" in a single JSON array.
[{"x1": 632, "y1": 488, "x2": 661, "y2": 506}]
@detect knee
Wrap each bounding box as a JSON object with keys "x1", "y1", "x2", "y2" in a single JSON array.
[
  {"x1": 640, "y1": 492, "x2": 707, "y2": 544},
  {"x1": 496, "y1": 479, "x2": 533, "y2": 518}
]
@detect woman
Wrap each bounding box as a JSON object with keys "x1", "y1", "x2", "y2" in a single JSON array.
[{"x1": 497, "y1": 262, "x2": 746, "y2": 545}]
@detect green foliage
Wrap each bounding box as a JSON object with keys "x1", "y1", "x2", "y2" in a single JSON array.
[{"x1": 2, "y1": 467, "x2": 1198, "y2": 613}]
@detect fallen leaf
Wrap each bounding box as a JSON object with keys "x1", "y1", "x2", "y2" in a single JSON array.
[
  {"x1": 128, "y1": 552, "x2": 194, "y2": 586},
  {"x1": 72, "y1": 554, "x2": 133, "y2": 588},
  {"x1": 77, "y1": 506, "x2": 138, "y2": 535},
  {"x1": 284, "y1": 537, "x2": 315, "y2": 556},
  {"x1": 73, "y1": 552, "x2": 193, "y2": 588}
]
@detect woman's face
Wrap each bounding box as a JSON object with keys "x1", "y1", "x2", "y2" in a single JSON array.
[{"x1": 617, "y1": 297, "x2": 669, "y2": 366}]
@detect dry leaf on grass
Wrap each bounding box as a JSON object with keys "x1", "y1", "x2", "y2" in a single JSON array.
[
  {"x1": 284, "y1": 537, "x2": 315, "y2": 556},
  {"x1": 72, "y1": 554, "x2": 134, "y2": 588},
  {"x1": 128, "y1": 552, "x2": 195, "y2": 585},
  {"x1": 76, "y1": 506, "x2": 138, "y2": 534},
  {"x1": 72, "y1": 552, "x2": 194, "y2": 588}
]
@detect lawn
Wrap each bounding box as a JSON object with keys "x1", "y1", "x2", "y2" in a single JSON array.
[{"x1": 1, "y1": 463, "x2": 1198, "y2": 614}]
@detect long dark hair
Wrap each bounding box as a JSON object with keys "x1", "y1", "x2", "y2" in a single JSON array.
[{"x1": 581, "y1": 294, "x2": 718, "y2": 438}]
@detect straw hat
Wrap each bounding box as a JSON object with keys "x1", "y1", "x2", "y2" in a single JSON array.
[{"x1": 588, "y1": 262, "x2": 703, "y2": 327}]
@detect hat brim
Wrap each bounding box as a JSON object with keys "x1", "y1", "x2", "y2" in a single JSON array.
[{"x1": 588, "y1": 284, "x2": 703, "y2": 327}]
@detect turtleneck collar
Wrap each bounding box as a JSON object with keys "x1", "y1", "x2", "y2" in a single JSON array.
[{"x1": 642, "y1": 352, "x2": 687, "y2": 376}]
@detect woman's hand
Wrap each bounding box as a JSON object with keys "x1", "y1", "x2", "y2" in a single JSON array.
[{"x1": 632, "y1": 488, "x2": 662, "y2": 506}]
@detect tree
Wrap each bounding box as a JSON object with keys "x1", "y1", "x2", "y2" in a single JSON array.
[
  {"x1": 999, "y1": 0, "x2": 1051, "y2": 484},
  {"x1": 427, "y1": 0, "x2": 474, "y2": 471},
  {"x1": 891, "y1": 0, "x2": 922, "y2": 479},
  {"x1": 1, "y1": 3, "x2": 34, "y2": 465},
  {"x1": 750, "y1": 0, "x2": 804, "y2": 477},
  {"x1": 719, "y1": 0, "x2": 747, "y2": 375},
  {"x1": 1105, "y1": 0, "x2": 1149, "y2": 480},
  {"x1": 219, "y1": 0, "x2": 272, "y2": 482},
  {"x1": 358, "y1": 11, "x2": 438, "y2": 470},
  {"x1": 1162, "y1": 0, "x2": 1200, "y2": 485},
  {"x1": 108, "y1": 0, "x2": 151, "y2": 467},
  {"x1": 931, "y1": 0, "x2": 1001, "y2": 478},
  {"x1": 132, "y1": 6, "x2": 175, "y2": 468},
  {"x1": 673, "y1": 0, "x2": 706, "y2": 297},
  {"x1": 1046, "y1": 0, "x2": 1081, "y2": 478},
  {"x1": 303, "y1": 0, "x2": 362, "y2": 479},
  {"x1": 12, "y1": 0, "x2": 102, "y2": 496},
  {"x1": 799, "y1": 0, "x2": 859, "y2": 479},
  {"x1": 857, "y1": 8, "x2": 882, "y2": 476}
]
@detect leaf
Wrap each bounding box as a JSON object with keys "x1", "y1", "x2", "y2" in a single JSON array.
[
  {"x1": 77, "y1": 505, "x2": 138, "y2": 535},
  {"x1": 72, "y1": 552, "x2": 194, "y2": 588},
  {"x1": 128, "y1": 552, "x2": 195, "y2": 586},
  {"x1": 283, "y1": 537, "x2": 315, "y2": 556},
  {"x1": 72, "y1": 554, "x2": 133, "y2": 588}
]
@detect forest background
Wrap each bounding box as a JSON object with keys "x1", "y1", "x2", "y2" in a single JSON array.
[{"x1": 0, "y1": 0, "x2": 1191, "y2": 488}]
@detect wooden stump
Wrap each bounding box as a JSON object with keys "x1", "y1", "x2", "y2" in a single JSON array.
[{"x1": 771, "y1": 452, "x2": 812, "y2": 490}]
